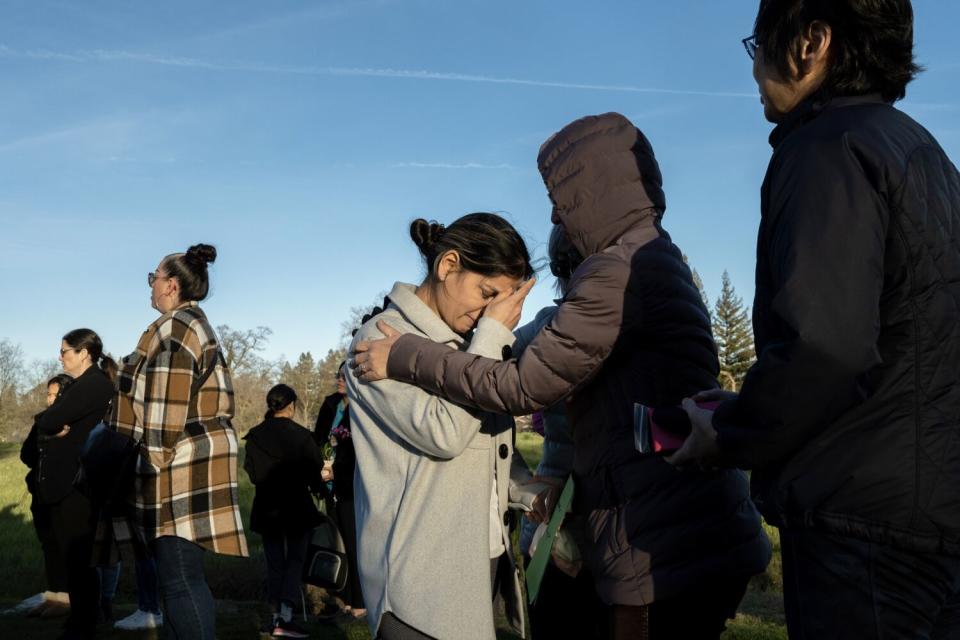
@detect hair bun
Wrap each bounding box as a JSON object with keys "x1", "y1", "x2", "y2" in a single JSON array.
[
  {"x1": 186, "y1": 243, "x2": 217, "y2": 265},
  {"x1": 410, "y1": 219, "x2": 445, "y2": 256}
]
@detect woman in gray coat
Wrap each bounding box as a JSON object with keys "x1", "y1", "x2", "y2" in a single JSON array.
[{"x1": 346, "y1": 213, "x2": 535, "y2": 640}]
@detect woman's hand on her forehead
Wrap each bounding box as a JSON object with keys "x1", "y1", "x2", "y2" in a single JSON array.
[{"x1": 483, "y1": 277, "x2": 536, "y2": 331}]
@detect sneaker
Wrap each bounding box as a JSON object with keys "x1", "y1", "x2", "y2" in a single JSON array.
[
  {"x1": 10, "y1": 592, "x2": 45, "y2": 614},
  {"x1": 272, "y1": 618, "x2": 310, "y2": 638},
  {"x1": 114, "y1": 609, "x2": 163, "y2": 630}
]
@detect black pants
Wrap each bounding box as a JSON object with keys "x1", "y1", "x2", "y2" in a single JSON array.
[
  {"x1": 32, "y1": 498, "x2": 70, "y2": 593},
  {"x1": 335, "y1": 498, "x2": 365, "y2": 609},
  {"x1": 376, "y1": 612, "x2": 437, "y2": 640},
  {"x1": 781, "y1": 528, "x2": 960, "y2": 640},
  {"x1": 609, "y1": 575, "x2": 749, "y2": 640},
  {"x1": 262, "y1": 530, "x2": 310, "y2": 608},
  {"x1": 528, "y1": 562, "x2": 607, "y2": 639},
  {"x1": 48, "y1": 489, "x2": 99, "y2": 638}
]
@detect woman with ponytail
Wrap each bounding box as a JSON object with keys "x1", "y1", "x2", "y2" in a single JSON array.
[
  {"x1": 346, "y1": 213, "x2": 535, "y2": 640},
  {"x1": 243, "y1": 384, "x2": 325, "y2": 638},
  {"x1": 34, "y1": 329, "x2": 115, "y2": 639},
  {"x1": 107, "y1": 243, "x2": 247, "y2": 640}
]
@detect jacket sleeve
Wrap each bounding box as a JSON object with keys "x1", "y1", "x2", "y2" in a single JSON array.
[
  {"x1": 387, "y1": 257, "x2": 628, "y2": 415},
  {"x1": 314, "y1": 396, "x2": 335, "y2": 444},
  {"x1": 35, "y1": 374, "x2": 112, "y2": 435},
  {"x1": 303, "y1": 431, "x2": 327, "y2": 493},
  {"x1": 142, "y1": 326, "x2": 201, "y2": 452},
  {"x1": 20, "y1": 421, "x2": 39, "y2": 467},
  {"x1": 349, "y1": 316, "x2": 516, "y2": 459},
  {"x1": 713, "y1": 135, "x2": 888, "y2": 469},
  {"x1": 512, "y1": 306, "x2": 558, "y2": 357}
]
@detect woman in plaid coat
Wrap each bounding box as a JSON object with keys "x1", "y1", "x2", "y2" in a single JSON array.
[{"x1": 110, "y1": 243, "x2": 247, "y2": 640}]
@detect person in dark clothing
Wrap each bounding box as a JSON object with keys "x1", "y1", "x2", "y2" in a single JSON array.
[
  {"x1": 670, "y1": 2, "x2": 960, "y2": 638},
  {"x1": 244, "y1": 384, "x2": 325, "y2": 639},
  {"x1": 35, "y1": 329, "x2": 116, "y2": 640},
  {"x1": 314, "y1": 364, "x2": 365, "y2": 618},
  {"x1": 16, "y1": 373, "x2": 74, "y2": 618}
]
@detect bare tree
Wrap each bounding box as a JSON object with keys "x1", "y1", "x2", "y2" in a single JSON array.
[
  {"x1": 217, "y1": 325, "x2": 273, "y2": 373},
  {"x1": 338, "y1": 291, "x2": 390, "y2": 349},
  {"x1": 0, "y1": 338, "x2": 25, "y2": 396}
]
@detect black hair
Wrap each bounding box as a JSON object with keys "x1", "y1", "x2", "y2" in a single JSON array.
[
  {"x1": 547, "y1": 224, "x2": 583, "y2": 296},
  {"x1": 162, "y1": 243, "x2": 217, "y2": 302},
  {"x1": 62, "y1": 328, "x2": 117, "y2": 382},
  {"x1": 410, "y1": 213, "x2": 533, "y2": 282},
  {"x1": 754, "y1": 0, "x2": 921, "y2": 102},
  {"x1": 47, "y1": 373, "x2": 74, "y2": 398},
  {"x1": 265, "y1": 383, "x2": 297, "y2": 419}
]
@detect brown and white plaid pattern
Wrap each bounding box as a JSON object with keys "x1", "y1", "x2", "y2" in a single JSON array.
[{"x1": 109, "y1": 302, "x2": 248, "y2": 557}]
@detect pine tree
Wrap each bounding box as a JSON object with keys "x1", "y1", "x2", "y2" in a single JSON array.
[
  {"x1": 682, "y1": 254, "x2": 711, "y2": 318},
  {"x1": 713, "y1": 271, "x2": 755, "y2": 391}
]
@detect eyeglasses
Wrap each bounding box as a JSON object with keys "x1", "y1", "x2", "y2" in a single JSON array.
[
  {"x1": 147, "y1": 272, "x2": 170, "y2": 287},
  {"x1": 742, "y1": 34, "x2": 761, "y2": 60},
  {"x1": 59, "y1": 348, "x2": 77, "y2": 357}
]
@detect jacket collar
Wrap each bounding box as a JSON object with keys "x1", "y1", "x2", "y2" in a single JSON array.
[
  {"x1": 769, "y1": 93, "x2": 886, "y2": 149},
  {"x1": 386, "y1": 282, "x2": 464, "y2": 347}
]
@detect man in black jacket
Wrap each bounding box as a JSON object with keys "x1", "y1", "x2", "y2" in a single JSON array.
[{"x1": 670, "y1": 1, "x2": 960, "y2": 638}]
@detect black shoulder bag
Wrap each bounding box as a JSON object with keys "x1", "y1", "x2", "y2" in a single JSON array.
[{"x1": 78, "y1": 351, "x2": 222, "y2": 506}]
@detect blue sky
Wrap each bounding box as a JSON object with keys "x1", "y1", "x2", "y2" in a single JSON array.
[{"x1": 1, "y1": 0, "x2": 959, "y2": 367}]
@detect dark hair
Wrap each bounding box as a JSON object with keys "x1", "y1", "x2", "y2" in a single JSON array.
[
  {"x1": 754, "y1": 0, "x2": 921, "y2": 102},
  {"x1": 410, "y1": 213, "x2": 533, "y2": 282},
  {"x1": 547, "y1": 225, "x2": 583, "y2": 296},
  {"x1": 47, "y1": 373, "x2": 74, "y2": 398},
  {"x1": 265, "y1": 383, "x2": 297, "y2": 419},
  {"x1": 62, "y1": 328, "x2": 117, "y2": 382},
  {"x1": 162, "y1": 243, "x2": 217, "y2": 302}
]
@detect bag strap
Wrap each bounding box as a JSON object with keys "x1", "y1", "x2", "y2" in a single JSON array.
[{"x1": 191, "y1": 350, "x2": 223, "y2": 396}]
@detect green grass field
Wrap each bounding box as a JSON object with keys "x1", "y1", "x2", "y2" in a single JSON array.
[{"x1": 0, "y1": 436, "x2": 787, "y2": 638}]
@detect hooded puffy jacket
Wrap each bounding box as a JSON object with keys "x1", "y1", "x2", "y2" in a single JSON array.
[{"x1": 387, "y1": 112, "x2": 771, "y2": 605}]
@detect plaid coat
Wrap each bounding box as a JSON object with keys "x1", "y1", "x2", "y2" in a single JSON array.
[{"x1": 109, "y1": 302, "x2": 248, "y2": 557}]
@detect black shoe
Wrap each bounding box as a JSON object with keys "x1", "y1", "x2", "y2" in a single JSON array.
[
  {"x1": 97, "y1": 598, "x2": 114, "y2": 625},
  {"x1": 272, "y1": 618, "x2": 310, "y2": 638},
  {"x1": 260, "y1": 617, "x2": 278, "y2": 635}
]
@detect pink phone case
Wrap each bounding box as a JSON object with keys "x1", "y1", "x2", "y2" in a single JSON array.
[{"x1": 634, "y1": 401, "x2": 721, "y2": 454}]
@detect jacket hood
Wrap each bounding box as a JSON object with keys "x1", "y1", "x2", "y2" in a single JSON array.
[{"x1": 537, "y1": 112, "x2": 665, "y2": 257}]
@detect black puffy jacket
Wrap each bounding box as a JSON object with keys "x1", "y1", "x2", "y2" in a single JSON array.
[{"x1": 715, "y1": 95, "x2": 960, "y2": 556}]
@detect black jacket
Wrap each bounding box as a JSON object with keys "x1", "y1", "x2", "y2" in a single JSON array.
[
  {"x1": 21, "y1": 415, "x2": 42, "y2": 495},
  {"x1": 34, "y1": 367, "x2": 114, "y2": 505},
  {"x1": 243, "y1": 417, "x2": 324, "y2": 535},
  {"x1": 715, "y1": 95, "x2": 960, "y2": 556},
  {"x1": 314, "y1": 392, "x2": 356, "y2": 501}
]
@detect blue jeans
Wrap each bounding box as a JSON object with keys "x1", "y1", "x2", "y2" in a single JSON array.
[
  {"x1": 153, "y1": 536, "x2": 214, "y2": 640},
  {"x1": 98, "y1": 561, "x2": 121, "y2": 601},
  {"x1": 136, "y1": 556, "x2": 161, "y2": 614}
]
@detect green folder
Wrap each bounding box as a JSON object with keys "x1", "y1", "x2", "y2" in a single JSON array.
[{"x1": 525, "y1": 475, "x2": 575, "y2": 604}]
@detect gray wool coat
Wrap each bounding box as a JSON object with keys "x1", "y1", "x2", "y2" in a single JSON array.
[{"x1": 346, "y1": 282, "x2": 525, "y2": 640}]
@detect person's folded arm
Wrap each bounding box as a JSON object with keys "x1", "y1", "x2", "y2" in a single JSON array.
[
  {"x1": 35, "y1": 376, "x2": 112, "y2": 436},
  {"x1": 714, "y1": 136, "x2": 888, "y2": 469},
  {"x1": 387, "y1": 257, "x2": 628, "y2": 416}
]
